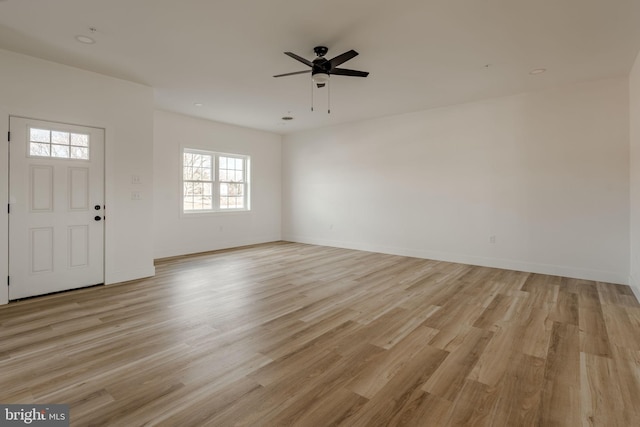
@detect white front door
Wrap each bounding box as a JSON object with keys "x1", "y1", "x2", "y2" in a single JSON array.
[{"x1": 9, "y1": 117, "x2": 105, "y2": 300}]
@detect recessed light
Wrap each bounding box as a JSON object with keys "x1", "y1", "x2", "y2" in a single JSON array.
[
  {"x1": 281, "y1": 116, "x2": 294, "y2": 121},
  {"x1": 75, "y1": 35, "x2": 95, "y2": 44},
  {"x1": 529, "y1": 68, "x2": 546, "y2": 75},
  {"x1": 194, "y1": 103, "x2": 203, "y2": 107}
]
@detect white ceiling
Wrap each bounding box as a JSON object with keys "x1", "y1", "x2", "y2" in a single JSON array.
[{"x1": 1, "y1": 0, "x2": 640, "y2": 134}]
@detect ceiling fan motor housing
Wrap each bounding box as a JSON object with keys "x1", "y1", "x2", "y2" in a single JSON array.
[
  {"x1": 312, "y1": 48, "x2": 330, "y2": 87},
  {"x1": 314, "y1": 46, "x2": 329, "y2": 57}
]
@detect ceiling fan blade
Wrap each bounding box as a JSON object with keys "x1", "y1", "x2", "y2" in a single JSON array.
[
  {"x1": 330, "y1": 68, "x2": 369, "y2": 77},
  {"x1": 328, "y1": 49, "x2": 359, "y2": 69},
  {"x1": 284, "y1": 52, "x2": 313, "y2": 67},
  {"x1": 273, "y1": 70, "x2": 311, "y2": 78}
]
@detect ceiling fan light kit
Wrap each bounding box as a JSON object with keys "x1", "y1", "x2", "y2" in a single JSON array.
[
  {"x1": 274, "y1": 46, "x2": 369, "y2": 113},
  {"x1": 312, "y1": 73, "x2": 330, "y2": 85}
]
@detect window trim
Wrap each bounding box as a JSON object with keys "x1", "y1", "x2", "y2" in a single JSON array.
[{"x1": 181, "y1": 147, "x2": 250, "y2": 215}]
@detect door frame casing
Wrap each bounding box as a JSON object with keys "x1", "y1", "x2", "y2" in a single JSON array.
[{"x1": 1, "y1": 109, "x2": 9, "y2": 305}]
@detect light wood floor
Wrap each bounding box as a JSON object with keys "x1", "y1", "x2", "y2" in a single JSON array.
[{"x1": 1, "y1": 242, "x2": 639, "y2": 426}]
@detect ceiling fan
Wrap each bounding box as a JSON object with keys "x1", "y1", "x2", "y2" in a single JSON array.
[{"x1": 274, "y1": 46, "x2": 369, "y2": 88}]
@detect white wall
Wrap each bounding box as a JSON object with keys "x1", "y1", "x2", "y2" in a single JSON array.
[
  {"x1": 153, "y1": 110, "x2": 281, "y2": 259},
  {"x1": 0, "y1": 49, "x2": 155, "y2": 305},
  {"x1": 631, "y1": 52, "x2": 640, "y2": 299},
  {"x1": 283, "y1": 78, "x2": 630, "y2": 284},
  {"x1": 1, "y1": 48, "x2": 633, "y2": 306}
]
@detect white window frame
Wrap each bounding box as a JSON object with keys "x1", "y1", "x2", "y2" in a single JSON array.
[{"x1": 182, "y1": 148, "x2": 250, "y2": 214}]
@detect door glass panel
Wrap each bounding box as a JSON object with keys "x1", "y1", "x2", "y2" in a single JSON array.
[
  {"x1": 52, "y1": 131, "x2": 69, "y2": 144},
  {"x1": 70, "y1": 147, "x2": 89, "y2": 159},
  {"x1": 30, "y1": 128, "x2": 50, "y2": 143},
  {"x1": 71, "y1": 133, "x2": 89, "y2": 147},
  {"x1": 29, "y1": 127, "x2": 90, "y2": 160},
  {"x1": 51, "y1": 145, "x2": 70, "y2": 158},
  {"x1": 30, "y1": 143, "x2": 51, "y2": 157}
]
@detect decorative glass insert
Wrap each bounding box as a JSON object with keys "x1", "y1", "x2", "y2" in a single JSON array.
[{"x1": 29, "y1": 128, "x2": 90, "y2": 160}]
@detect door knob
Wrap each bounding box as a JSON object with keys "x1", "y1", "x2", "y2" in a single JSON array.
[{"x1": 94, "y1": 216, "x2": 102, "y2": 221}]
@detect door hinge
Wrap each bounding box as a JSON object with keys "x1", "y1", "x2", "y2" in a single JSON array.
[
  {"x1": 6, "y1": 276, "x2": 9, "y2": 287},
  {"x1": 7, "y1": 131, "x2": 10, "y2": 142},
  {"x1": 7, "y1": 204, "x2": 9, "y2": 214}
]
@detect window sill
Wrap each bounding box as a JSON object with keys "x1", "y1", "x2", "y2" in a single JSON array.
[{"x1": 180, "y1": 209, "x2": 252, "y2": 219}]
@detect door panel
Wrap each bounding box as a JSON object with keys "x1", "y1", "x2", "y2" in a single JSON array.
[
  {"x1": 69, "y1": 167, "x2": 89, "y2": 210},
  {"x1": 30, "y1": 165, "x2": 54, "y2": 211},
  {"x1": 30, "y1": 227, "x2": 54, "y2": 273},
  {"x1": 9, "y1": 117, "x2": 105, "y2": 300},
  {"x1": 68, "y1": 225, "x2": 89, "y2": 268}
]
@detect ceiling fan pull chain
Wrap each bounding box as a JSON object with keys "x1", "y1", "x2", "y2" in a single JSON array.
[
  {"x1": 311, "y1": 80, "x2": 314, "y2": 112},
  {"x1": 328, "y1": 79, "x2": 331, "y2": 114}
]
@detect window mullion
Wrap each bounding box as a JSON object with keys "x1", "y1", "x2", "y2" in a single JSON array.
[{"x1": 243, "y1": 161, "x2": 247, "y2": 209}]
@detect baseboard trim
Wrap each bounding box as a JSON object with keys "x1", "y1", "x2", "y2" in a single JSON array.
[
  {"x1": 106, "y1": 265, "x2": 156, "y2": 285},
  {"x1": 283, "y1": 235, "x2": 627, "y2": 285},
  {"x1": 630, "y1": 275, "x2": 640, "y2": 302},
  {"x1": 153, "y1": 236, "x2": 282, "y2": 261}
]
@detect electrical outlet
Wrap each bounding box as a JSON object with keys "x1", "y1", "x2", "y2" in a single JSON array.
[
  {"x1": 131, "y1": 175, "x2": 141, "y2": 184},
  {"x1": 489, "y1": 235, "x2": 496, "y2": 244},
  {"x1": 131, "y1": 191, "x2": 142, "y2": 200}
]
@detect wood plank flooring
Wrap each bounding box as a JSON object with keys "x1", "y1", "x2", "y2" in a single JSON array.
[{"x1": 1, "y1": 241, "x2": 639, "y2": 426}]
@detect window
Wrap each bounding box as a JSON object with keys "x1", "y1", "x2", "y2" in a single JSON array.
[
  {"x1": 183, "y1": 148, "x2": 249, "y2": 213},
  {"x1": 183, "y1": 150, "x2": 213, "y2": 211},
  {"x1": 28, "y1": 127, "x2": 90, "y2": 160}
]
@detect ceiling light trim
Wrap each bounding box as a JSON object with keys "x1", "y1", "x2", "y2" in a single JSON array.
[{"x1": 75, "y1": 35, "x2": 96, "y2": 44}]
